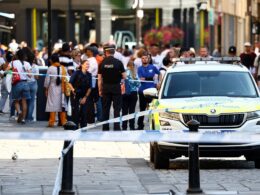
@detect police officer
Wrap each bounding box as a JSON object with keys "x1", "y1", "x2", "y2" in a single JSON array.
[{"x1": 98, "y1": 44, "x2": 126, "y2": 131}]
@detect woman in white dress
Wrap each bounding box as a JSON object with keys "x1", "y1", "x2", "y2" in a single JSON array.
[{"x1": 44, "y1": 53, "x2": 67, "y2": 127}]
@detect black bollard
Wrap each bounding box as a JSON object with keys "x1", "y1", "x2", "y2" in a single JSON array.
[
  {"x1": 186, "y1": 119, "x2": 203, "y2": 194},
  {"x1": 59, "y1": 121, "x2": 77, "y2": 195}
]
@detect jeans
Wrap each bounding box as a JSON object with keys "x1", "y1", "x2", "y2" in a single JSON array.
[
  {"x1": 0, "y1": 79, "x2": 11, "y2": 111},
  {"x1": 26, "y1": 81, "x2": 38, "y2": 121},
  {"x1": 10, "y1": 92, "x2": 15, "y2": 117}
]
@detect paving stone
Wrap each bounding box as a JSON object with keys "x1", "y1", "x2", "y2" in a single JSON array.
[{"x1": 2, "y1": 185, "x2": 42, "y2": 194}]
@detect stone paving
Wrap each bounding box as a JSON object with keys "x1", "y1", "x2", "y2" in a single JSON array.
[{"x1": 0, "y1": 112, "x2": 260, "y2": 195}]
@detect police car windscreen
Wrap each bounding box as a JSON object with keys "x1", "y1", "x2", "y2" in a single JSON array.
[{"x1": 162, "y1": 71, "x2": 257, "y2": 98}]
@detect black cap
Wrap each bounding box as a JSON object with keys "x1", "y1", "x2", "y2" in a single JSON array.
[
  {"x1": 103, "y1": 43, "x2": 115, "y2": 51},
  {"x1": 228, "y1": 46, "x2": 236, "y2": 54}
]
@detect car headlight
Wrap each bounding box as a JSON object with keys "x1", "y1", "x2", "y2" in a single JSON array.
[
  {"x1": 246, "y1": 111, "x2": 260, "y2": 120},
  {"x1": 159, "y1": 112, "x2": 180, "y2": 121}
]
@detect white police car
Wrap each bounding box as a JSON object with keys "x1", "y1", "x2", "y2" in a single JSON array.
[{"x1": 144, "y1": 57, "x2": 260, "y2": 169}]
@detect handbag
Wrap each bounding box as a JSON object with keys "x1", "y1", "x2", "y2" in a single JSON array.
[
  {"x1": 11, "y1": 61, "x2": 21, "y2": 85},
  {"x1": 61, "y1": 65, "x2": 71, "y2": 97}
]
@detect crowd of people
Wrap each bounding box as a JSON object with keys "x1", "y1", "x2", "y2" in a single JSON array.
[{"x1": 0, "y1": 39, "x2": 259, "y2": 130}]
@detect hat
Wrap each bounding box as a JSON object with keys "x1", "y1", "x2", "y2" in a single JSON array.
[
  {"x1": 62, "y1": 42, "x2": 71, "y2": 52},
  {"x1": 244, "y1": 42, "x2": 251, "y2": 47},
  {"x1": 103, "y1": 43, "x2": 115, "y2": 51},
  {"x1": 228, "y1": 46, "x2": 236, "y2": 54}
]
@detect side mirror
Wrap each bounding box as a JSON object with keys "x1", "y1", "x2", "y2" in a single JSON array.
[{"x1": 143, "y1": 88, "x2": 158, "y2": 99}]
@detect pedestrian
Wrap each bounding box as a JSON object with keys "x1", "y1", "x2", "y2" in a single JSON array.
[
  {"x1": 8, "y1": 39, "x2": 19, "y2": 53},
  {"x1": 179, "y1": 47, "x2": 191, "y2": 58},
  {"x1": 122, "y1": 61, "x2": 140, "y2": 130},
  {"x1": 189, "y1": 48, "x2": 196, "y2": 58},
  {"x1": 98, "y1": 43, "x2": 126, "y2": 131},
  {"x1": 199, "y1": 47, "x2": 210, "y2": 58},
  {"x1": 159, "y1": 54, "x2": 172, "y2": 87},
  {"x1": 11, "y1": 49, "x2": 32, "y2": 124},
  {"x1": 89, "y1": 43, "x2": 103, "y2": 122},
  {"x1": 0, "y1": 53, "x2": 7, "y2": 114},
  {"x1": 59, "y1": 42, "x2": 74, "y2": 75},
  {"x1": 71, "y1": 49, "x2": 81, "y2": 70},
  {"x1": 134, "y1": 48, "x2": 146, "y2": 71},
  {"x1": 137, "y1": 51, "x2": 160, "y2": 130},
  {"x1": 24, "y1": 49, "x2": 39, "y2": 122},
  {"x1": 212, "y1": 46, "x2": 221, "y2": 57},
  {"x1": 69, "y1": 60, "x2": 92, "y2": 128},
  {"x1": 44, "y1": 53, "x2": 67, "y2": 127},
  {"x1": 85, "y1": 46, "x2": 98, "y2": 124},
  {"x1": 149, "y1": 44, "x2": 162, "y2": 70},
  {"x1": 254, "y1": 54, "x2": 260, "y2": 87},
  {"x1": 0, "y1": 51, "x2": 14, "y2": 115},
  {"x1": 240, "y1": 42, "x2": 257, "y2": 79}
]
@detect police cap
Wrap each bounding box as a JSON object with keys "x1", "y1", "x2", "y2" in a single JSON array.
[{"x1": 103, "y1": 43, "x2": 116, "y2": 51}]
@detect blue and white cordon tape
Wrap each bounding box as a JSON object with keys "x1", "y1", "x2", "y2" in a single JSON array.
[{"x1": 4, "y1": 70, "x2": 155, "y2": 83}]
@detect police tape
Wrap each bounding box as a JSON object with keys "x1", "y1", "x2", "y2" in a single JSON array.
[
  {"x1": 2, "y1": 129, "x2": 260, "y2": 143},
  {"x1": 1, "y1": 108, "x2": 259, "y2": 143},
  {"x1": 4, "y1": 70, "x2": 155, "y2": 83}
]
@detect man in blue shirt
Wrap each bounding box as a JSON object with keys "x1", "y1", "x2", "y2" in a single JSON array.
[{"x1": 137, "y1": 51, "x2": 160, "y2": 130}]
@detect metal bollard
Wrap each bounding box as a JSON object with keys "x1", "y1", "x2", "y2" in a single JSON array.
[
  {"x1": 59, "y1": 121, "x2": 77, "y2": 195},
  {"x1": 186, "y1": 119, "x2": 203, "y2": 194}
]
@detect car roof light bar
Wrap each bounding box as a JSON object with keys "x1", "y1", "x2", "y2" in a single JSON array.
[{"x1": 175, "y1": 57, "x2": 241, "y2": 63}]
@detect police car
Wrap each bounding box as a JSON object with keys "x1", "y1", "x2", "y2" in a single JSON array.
[{"x1": 144, "y1": 57, "x2": 260, "y2": 169}]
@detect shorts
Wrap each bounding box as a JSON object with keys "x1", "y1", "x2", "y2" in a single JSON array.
[{"x1": 11, "y1": 81, "x2": 31, "y2": 100}]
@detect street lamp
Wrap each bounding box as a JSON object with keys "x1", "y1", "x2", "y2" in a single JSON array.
[{"x1": 132, "y1": 0, "x2": 144, "y2": 47}]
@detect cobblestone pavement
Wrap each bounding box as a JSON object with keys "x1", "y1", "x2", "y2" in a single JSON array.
[{"x1": 0, "y1": 113, "x2": 260, "y2": 195}]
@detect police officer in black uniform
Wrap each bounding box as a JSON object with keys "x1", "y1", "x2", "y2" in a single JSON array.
[{"x1": 98, "y1": 44, "x2": 126, "y2": 131}]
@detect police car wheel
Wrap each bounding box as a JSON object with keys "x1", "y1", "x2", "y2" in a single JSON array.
[
  {"x1": 154, "y1": 143, "x2": 169, "y2": 169},
  {"x1": 254, "y1": 159, "x2": 260, "y2": 169}
]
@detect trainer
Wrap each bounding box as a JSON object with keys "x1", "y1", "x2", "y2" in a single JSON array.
[{"x1": 98, "y1": 43, "x2": 126, "y2": 131}]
